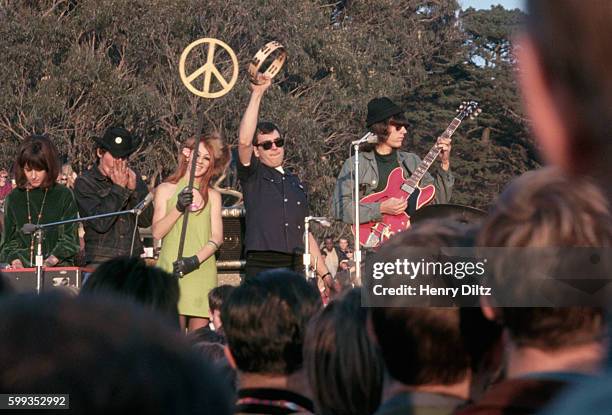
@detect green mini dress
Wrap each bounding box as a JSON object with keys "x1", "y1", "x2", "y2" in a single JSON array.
[{"x1": 157, "y1": 179, "x2": 217, "y2": 318}]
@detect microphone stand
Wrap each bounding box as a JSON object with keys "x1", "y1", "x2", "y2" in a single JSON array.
[
  {"x1": 129, "y1": 201, "x2": 149, "y2": 257},
  {"x1": 303, "y1": 218, "x2": 312, "y2": 279},
  {"x1": 351, "y1": 133, "x2": 373, "y2": 287},
  {"x1": 34, "y1": 229, "x2": 43, "y2": 294},
  {"x1": 23, "y1": 206, "x2": 145, "y2": 294},
  {"x1": 303, "y1": 216, "x2": 331, "y2": 279}
]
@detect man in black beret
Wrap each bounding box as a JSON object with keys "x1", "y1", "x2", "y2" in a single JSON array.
[
  {"x1": 333, "y1": 97, "x2": 454, "y2": 246},
  {"x1": 74, "y1": 127, "x2": 154, "y2": 267}
]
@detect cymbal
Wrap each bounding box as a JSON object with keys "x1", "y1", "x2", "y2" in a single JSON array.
[{"x1": 410, "y1": 204, "x2": 487, "y2": 225}]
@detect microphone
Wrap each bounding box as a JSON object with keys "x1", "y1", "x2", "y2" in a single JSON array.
[
  {"x1": 134, "y1": 192, "x2": 154, "y2": 214},
  {"x1": 306, "y1": 216, "x2": 332, "y2": 227},
  {"x1": 21, "y1": 223, "x2": 38, "y2": 234},
  {"x1": 351, "y1": 132, "x2": 378, "y2": 145}
]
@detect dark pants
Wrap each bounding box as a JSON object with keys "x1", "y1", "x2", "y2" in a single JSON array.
[{"x1": 245, "y1": 251, "x2": 304, "y2": 279}]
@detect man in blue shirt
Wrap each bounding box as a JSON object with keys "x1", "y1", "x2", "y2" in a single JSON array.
[{"x1": 237, "y1": 74, "x2": 332, "y2": 286}]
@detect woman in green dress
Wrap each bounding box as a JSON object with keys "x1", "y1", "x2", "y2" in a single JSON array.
[
  {"x1": 152, "y1": 134, "x2": 223, "y2": 332},
  {"x1": 0, "y1": 135, "x2": 79, "y2": 268}
]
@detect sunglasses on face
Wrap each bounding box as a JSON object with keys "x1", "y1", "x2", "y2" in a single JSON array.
[
  {"x1": 389, "y1": 121, "x2": 408, "y2": 130},
  {"x1": 256, "y1": 138, "x2": 285, "y2": 150}
]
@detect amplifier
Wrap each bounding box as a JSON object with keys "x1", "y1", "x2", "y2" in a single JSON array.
[
  {"x1": 217, "y1": 207, "x2": 245, "y2": 272},
  {"x1": 2, "y1": 267, "x2": 90, "y2": 293}
]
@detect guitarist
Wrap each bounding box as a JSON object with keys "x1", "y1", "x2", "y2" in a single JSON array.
[{"x1": 333, "y1": 97, "x2": 454, "y2": 235}]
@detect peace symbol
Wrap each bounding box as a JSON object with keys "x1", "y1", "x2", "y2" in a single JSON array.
[{"x1": 179, "y1": 38, "x2": 239, "y2": 99}]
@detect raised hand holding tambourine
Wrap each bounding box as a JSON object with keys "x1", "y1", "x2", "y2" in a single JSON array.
[{"x1": 248, "y1": 41, "x2": 287, "y2": 84}]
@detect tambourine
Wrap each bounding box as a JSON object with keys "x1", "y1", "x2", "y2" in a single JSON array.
[{"x1": 248, "y1": 41, "x2": 287, "y2": 82}]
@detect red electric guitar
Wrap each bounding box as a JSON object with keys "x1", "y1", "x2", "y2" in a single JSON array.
[{"x1": 355, "y1": 101, "x2": 481, "y2": 248}]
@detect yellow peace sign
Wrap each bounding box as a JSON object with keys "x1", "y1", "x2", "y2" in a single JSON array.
[{"x1": 179, "y1": 38, "x2": 238, "y2": 99}]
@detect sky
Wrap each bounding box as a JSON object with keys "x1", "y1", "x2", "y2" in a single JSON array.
[{"x1": 460, "y1": 0, "x2": 525, "y2": 10}]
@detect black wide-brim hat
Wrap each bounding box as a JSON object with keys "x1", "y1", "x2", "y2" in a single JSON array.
[
  {"x1": 366, "y1": 97, "x2": 409, "y2": 127},
  {"x1": 93, "y1": 127, "x2": 140, "y2": 158}
]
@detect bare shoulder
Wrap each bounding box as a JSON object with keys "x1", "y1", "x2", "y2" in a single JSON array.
[{"x1": 155, "y1": 182, "x2": 178, "y2": 199}]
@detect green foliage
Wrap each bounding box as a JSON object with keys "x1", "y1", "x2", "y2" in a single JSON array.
[{"x1": 0, "y1": 0, "x2": 536, "y2": 239}]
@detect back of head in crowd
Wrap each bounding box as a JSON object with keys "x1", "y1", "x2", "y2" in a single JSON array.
[
  {"x1": 477, "y1": 168, "x2": 610, "y2": 355},
  {"x1": 479, "y1": 167, "x2": 612, "y2": 247},
  {"x1": 370, "y1": 220, "x2": 487, "y2": 391},
  {"x1": 81, "y1": 256, "x2": 179, "y2": 325},
  {"x1": 208, "y1": 284, "x2": 235, "y2": 332},
  {"x1": 0, "y1": 293, "x2": 233, "y2": 415},
  {"x1": 521, "y1": 0, "x2": 612, "y2": 186},
  {"x1": 304, "y1": 288, "x2": 384, "y2": 415},
  {"x1": 221, "y1": 268, "x2": 322, "y2": 376}
]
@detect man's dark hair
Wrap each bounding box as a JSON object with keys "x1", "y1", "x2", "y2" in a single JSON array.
[
  {"x1": 371, "y1": 307, "x2": 471, "y2": 386},
  {"x1": 253, "y1": 121, "x2": 282, "y2": 145},
  {"x1": 370, "y1": 219, "x2": 488, "y2": 386},
  {"x1": 362, "y1": 116, "x2": 408, "y2": 152},
  {"x1": 501, "y1": 307, "x2": 604, "y2": 351},
  {"x1": 221, "y1": 269, "x2": 322, "y2": 375},
  {"x1": 208, "y1": 284, "x2": 235, "y2": 312},
  {"x1": 305, "y1": 288, "x2": 384, "y2": 415},
  {"x1": 0, "y1": 293, "x2": 233, "y2": 415},
  {"x1": 478, "y1": 168, "x2": 610, "y2": 350},
  {"x1": 187, "y1": 326, "x2": 226, "y2": 346},
  {"x1": 81, "y1": 256, "x2": 179, "y2": 324}
]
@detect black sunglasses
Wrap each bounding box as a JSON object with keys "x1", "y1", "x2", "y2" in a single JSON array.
[
  {"x1": 256, "y1": 138, "x2": 285, "y2": 150},
  {"x1": 389, "y1": 121, "x2": 408, "y2": 130}
]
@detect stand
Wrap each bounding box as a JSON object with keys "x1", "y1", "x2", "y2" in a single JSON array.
[
  {"x1": 353, "y1": 142, "x2": 363, "y2": 286},
  {"x1": 34, "y1": 229, "x2": 44, "y2": 294},
  {"x1": 303, "y1": 216, "x2": 331, "y2": 279},
  {"x1": 303, "y1": 219, "x2": 312, "y2": 279}
]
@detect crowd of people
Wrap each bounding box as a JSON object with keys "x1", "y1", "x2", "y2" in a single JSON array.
[{"x1": 1, "y1": 0, "x2": 612, "y2": 413}]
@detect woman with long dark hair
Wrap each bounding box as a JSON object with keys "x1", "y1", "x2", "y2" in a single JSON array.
[
  {"x1": 152, "y1": 134, "x2": 224, "y2": 332},
  {"x1": 0, "y1": 135, "x2": 79, "y2": 268}
]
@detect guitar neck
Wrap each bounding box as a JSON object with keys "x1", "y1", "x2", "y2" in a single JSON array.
[{"x1": 406, "y1": 118, "x2": 462, "y2": 187}]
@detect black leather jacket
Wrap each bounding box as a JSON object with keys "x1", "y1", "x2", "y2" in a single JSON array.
[{"x1": 74, "y1": 165, "x2": 153, "y2": 265}]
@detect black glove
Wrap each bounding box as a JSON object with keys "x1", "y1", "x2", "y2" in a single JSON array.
[
  {"x1": 176, "y1": 187, "x2": 193, "y2": 212},
  {"x1": 173, "y1": 255, "x2": 200, "y2": 277}
]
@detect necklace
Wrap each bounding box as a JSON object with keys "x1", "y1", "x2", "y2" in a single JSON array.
[{"x1": 26, "y1": 188, "x2": 48, "y2": 265}]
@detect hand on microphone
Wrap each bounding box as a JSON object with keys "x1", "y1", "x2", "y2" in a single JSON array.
[
  {"x1": 176, "y1": 187, "x2": 193, "y2": 213},
  {"x1": 173, "y1": 255, "x2": 200, "y2": 277}
]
